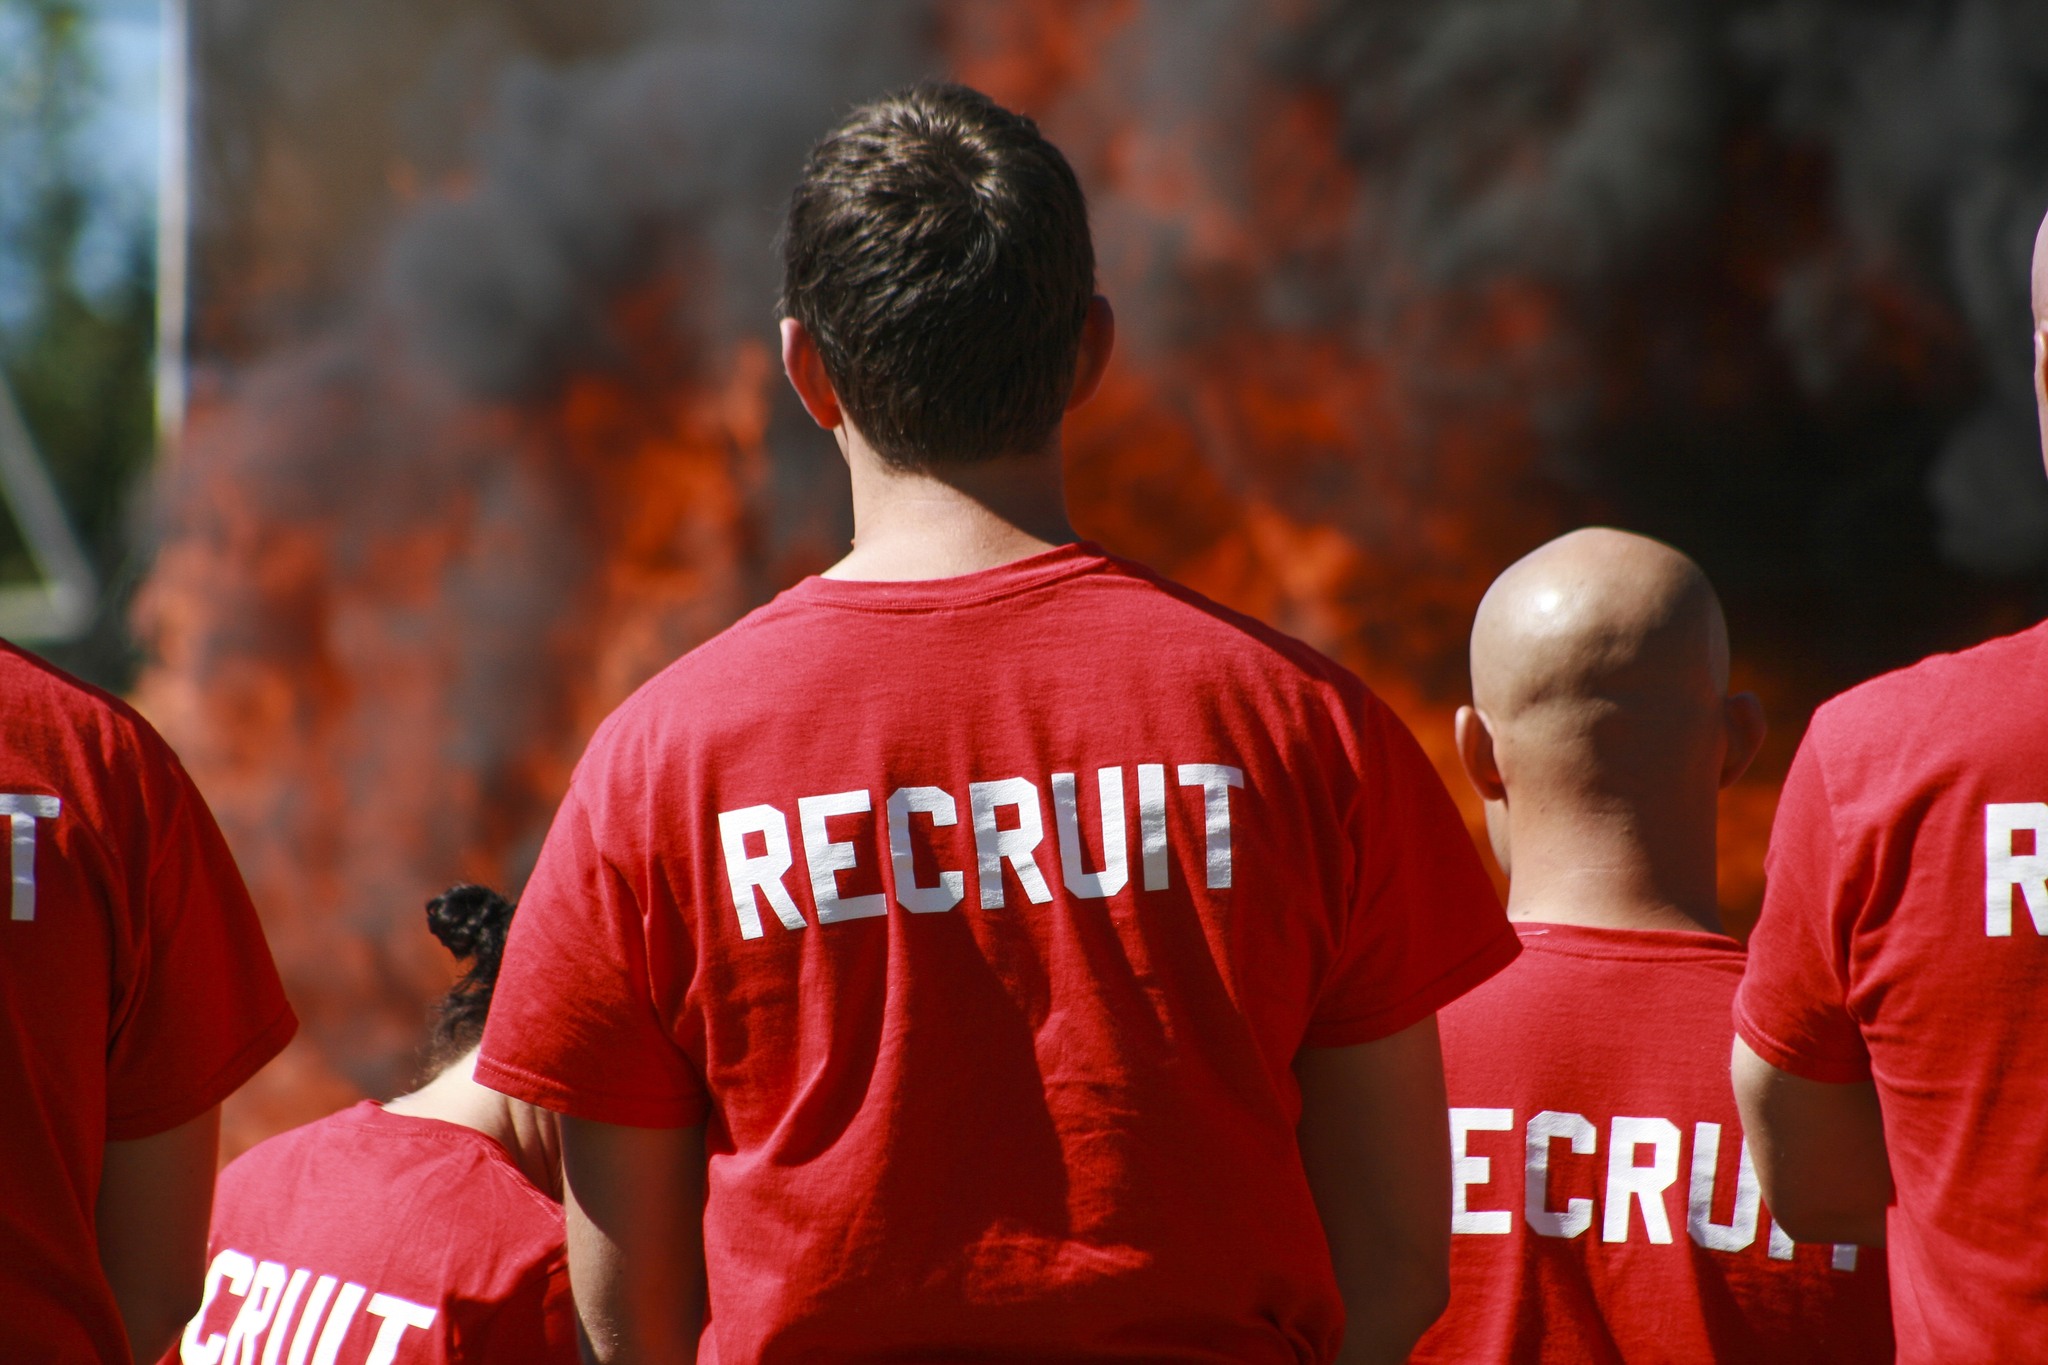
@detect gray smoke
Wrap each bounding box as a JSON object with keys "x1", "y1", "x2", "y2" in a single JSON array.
[
  {"x1": 153, "y1": 0, "x2": 937, "y2": 1099},
  {"x1": 1742, "y1": 0, "x2": 2048, "y2": 573},
  {"x1": 388, "y1": 4, "x2": 929, "y2": 401},
  {"x1": 1300, "y1": 0, "x2": 1723, "y2": 287},
  {"x1": 1297, "y1": 0, "x2": 2048, "y2": 575}
]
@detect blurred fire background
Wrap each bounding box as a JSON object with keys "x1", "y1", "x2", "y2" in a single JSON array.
[{"x1": 5, "y1": 0, "x2": 2047, "y2": 1156}]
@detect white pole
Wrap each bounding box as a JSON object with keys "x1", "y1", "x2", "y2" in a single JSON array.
[
  {"x1": 0, "y1": 375, "x2": 98, "y2": 641},
  {"x1": 154, "y1": 0, "x2": 189, "y2": 461}
]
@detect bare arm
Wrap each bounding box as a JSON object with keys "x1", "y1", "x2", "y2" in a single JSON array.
[
  {"x1": 562, "y1": 1117, "x2": 706, "y2": 1365},
  {"x1": 96, "y1": 1105, "x2": 220, "y2": 1362},
  {"x1": 1296, "y1": 1016, "x2": 1452, "y2": 1365},
  {"x1": 1731, "y1": 1037, "x2": 1892, "y2": 1246}
]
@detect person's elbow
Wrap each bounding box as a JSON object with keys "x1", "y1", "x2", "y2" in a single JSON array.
[
  {"x1": 1756, "y1": 1177, "x2": 1888, "y2": 1246},
  {"x1": 1420, "y1": 1263, "x2": 1451, "y2": 1327},
  {"x1": 1335, "y1": 1248, "x2": 1448, "y2": 1365},
  {"x1": 118, "y1": 1283, "x2": 204, "y2": 1364},
  {"x1": 101, "y1": 1235, "x2": 209, "y2": 1363},
  {"x1": 1384, "y1": 1254, "x2": 1451, "y2": 1341},
  {"x1": 1388, "y1": 1233, "x2": 1451, "y2": 1323}
]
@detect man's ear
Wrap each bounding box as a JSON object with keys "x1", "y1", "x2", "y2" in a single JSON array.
[
  {"x1": 1455, "y1": 705, "x2": 1506, "y2": 803},
  {"x1": 1718, "y1": 691, "x2": 1767, "y2": 790},
  {"x1": 1065, "y1": 295, "x2": 1116, "y2": 412},
  {"x1": 781, "y1": 317, "x2": 843, "y2": 431},
  {"x1": 2032, "y1": 325, "x2": 2048, "y2": 481},
  {"x1": 2035, "y1": 324, "x2": 2048, "y2": 410}
]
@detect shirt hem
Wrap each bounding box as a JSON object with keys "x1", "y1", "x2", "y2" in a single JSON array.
[
  {"x1": 1302, "y1": 924, "x2": 1523, "y2": 1049},
  {"x1": 1731, "y1": 998, "x2": 1873, "y2": 1085},
  {"x1": 106, "y1": 1002, "x2": 298, "y2": 1141},
  {"x1": 475, "y1": 1052, "x2": 709, "y2": 1129}
]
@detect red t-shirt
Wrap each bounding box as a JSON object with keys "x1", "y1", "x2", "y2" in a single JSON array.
[
  {"x1": 168, "y1": 1101, "x2": 575, "y2": 1365},
  {"x1": 1413, "y1": 922, "x2": 1892, "y2": 1364},
  {"x1": 478, "y1": 543, "x2": 1518, "y2": 1364},
  {"x1": 0, "y1": 642, "x2": 295, "y2": 1363},
  {"x1": 1735, "y1": 618, "x2": 2048, "y2": 1362}
]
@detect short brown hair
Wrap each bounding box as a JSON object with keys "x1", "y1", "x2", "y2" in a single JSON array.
[{"x1": 780, "y1": 83, "x2": 1094, "y2": 469}]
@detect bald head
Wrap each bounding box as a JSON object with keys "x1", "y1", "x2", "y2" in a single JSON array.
[
  {"x1": 1471, "y1": 527, "x2": 1726, "y2": 726},
  {"x1": 1459, "y1": 528, "x2": 1760, "y2": 930}
]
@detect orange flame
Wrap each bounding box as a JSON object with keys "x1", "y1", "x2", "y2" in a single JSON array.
[{"x1": 136, "y1": 270, "x2": 777, "y2": 1157}]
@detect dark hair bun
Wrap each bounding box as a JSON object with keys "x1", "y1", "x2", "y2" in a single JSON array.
[
  {"x1": 421, "y1": 883, "x2": 518, "y2": 1073},
  {"x1": 425, "y1": 883, "x2": 514, "y2": 962}
]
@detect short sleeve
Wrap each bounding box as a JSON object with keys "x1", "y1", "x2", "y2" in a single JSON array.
[
  {"x1": 1303, "y1": 697, "x2": 1520, "y2": 1048},
  {"x1": 1734, "y1": 729, "x2": 1873, "y2": 1083},
  {"x1": 105, "y1": 749, "x2": 296, "y2": 1140},
  {"x1": 477, "y1": 783, "x2": 708, "y2": 1127}
]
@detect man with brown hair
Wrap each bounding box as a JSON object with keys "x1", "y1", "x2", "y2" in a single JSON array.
[{"x1": 479, "y1": 83, "x2": 1517, "y2": 1363}]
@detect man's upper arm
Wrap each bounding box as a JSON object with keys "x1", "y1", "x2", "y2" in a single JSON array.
[
  {"x1": 1729, "y1": 719, "x2": 1893, "y2": 1244},
  {"x1": 476, "y1": 783, "x2": 708, "y2": 1128},
  {"x1": 1295, "y1": 1017, "x2": 1452, "y2": 1364},
  {"x1": 97, "y1": 1105, "x2": 220, "y2": 1364},
  {"x1": 92, "y1": 737, "x2": 289, "y2": 1359},
  {"x1": 1732, "y1": 732, "x2": 1870, "y2": 1084},
  {"x1": 478, "y1": 751, "x2": 709, "y2": 1359},
  {"x1": 1731, "y1": 1036, "x2": 1891, "y2": 1246},
  {"x1": 109, "y1": 747, "x2": 295, "y2": 1140},
  {"x1": 561, "y1": 1117, "x2": 706, "y2": 1365}
]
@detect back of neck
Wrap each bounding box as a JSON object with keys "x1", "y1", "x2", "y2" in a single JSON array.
[
  {"x1": 827, "y1": 442, "x2": 1075, "y2": 581},
  {"x1": 1507, "y1": 889, "x2": 1725, "y2": 936},
  {"x1": 383, "y1": 1051, "x2": 561, "y2": 1199},
  {"x1": 1501, "y1": 820, "x2": 1725, "y2": 936}
]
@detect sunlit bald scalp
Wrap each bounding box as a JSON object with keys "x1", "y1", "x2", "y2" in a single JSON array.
[
  {"x1": 1462, "y1": 527, "x2": 1757, "y2": 932},
  {"x1": 1472, "y1": 528, "x2": 1727, "y2": 730}
]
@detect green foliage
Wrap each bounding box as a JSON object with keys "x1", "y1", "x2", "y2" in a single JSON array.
[{"x1": 0, "y1": 0, "x2": 157, "y2": 690}]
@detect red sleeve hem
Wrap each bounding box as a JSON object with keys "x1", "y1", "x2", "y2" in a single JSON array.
[
  {"x1": 105, "y1": 1003, "x2": 298, "y2": 1141},
  {"x1": 1731, "y1": 996, "x2": 1873, "y2": 1085},
  {"x1": 1301, "y1": 924, "x2": 1522, "y2": 1050},
  {"x1": 475, "y1": 1052, "x2": 708, "y2": 1129}
]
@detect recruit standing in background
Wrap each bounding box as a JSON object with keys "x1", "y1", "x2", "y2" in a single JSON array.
[
  {"x1": 477, "y1": 83, "x2": 1519, "y2": 1365},
  {"x1": 166, "y1": 886, "x2": 574, "y2": 1365},
  {"x1": 1731, "y1": 206, "x2": 2048, "y2": 1362},
  {"x1": 1410, "y1": 529, "x2": 1891, "y2": 1364},
  {"x1": 0, "y1": 643, "x2": 296, "y2": 1363}
]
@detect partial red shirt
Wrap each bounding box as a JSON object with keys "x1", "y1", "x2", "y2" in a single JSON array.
[
  {"x1": 1736, "y1": 618, "x2": 2048, "y2": 1362},
  {"x1": 0, "y1": 642, "x2": 294, "y2": 1363},
  {"x1": 479, "y1": 543, "x2": 1518, "y2": 1364},
  {"x1": 1413, "y1": 922, "x2": 1892, "y2": 1364},
  {"x1": 168, "y1": 1101, "x2": 574, "y2": 1365}
]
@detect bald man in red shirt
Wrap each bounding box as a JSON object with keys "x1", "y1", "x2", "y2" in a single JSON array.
[{"x1": 1412, "y1": 529, "x2": 1891, "y2": 1363}]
